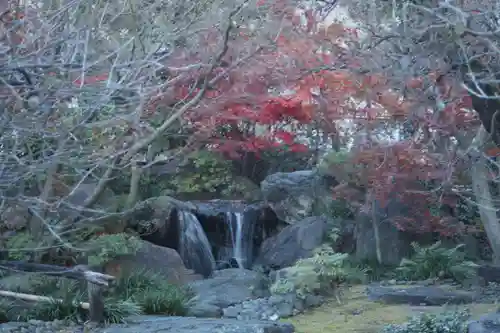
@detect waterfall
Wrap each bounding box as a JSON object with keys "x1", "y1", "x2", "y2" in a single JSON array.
[
  {"x1": 223, "y1": 211, "x2": 255, "y2": 269},
  {"x1": 177, "y1": 209, "x2": 216, "y2": 277}
]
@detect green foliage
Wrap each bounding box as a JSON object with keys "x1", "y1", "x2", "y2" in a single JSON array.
[
  {"x1": 5, "y1": 232, "x2": 37, "y2": 260},
  {"x1": 170, "y1": 150, "x2": 244, "y2": 196},
  {"x1": 325, "y1": 225, "x2": 341, "y2": 245},
  {"x1": 346, "y1": 257, "x2": 397, "y2": 282},
  {"x1": 0, "y1": 269, "x2": 189, "y2": 323},
  {"x1": 328, "y1": 199, "x2": 355, "y2": 219},
  {"x1": 137, "y1": 150, "x2": 251, "y2": 199},
  {"x1": 381, "y1": 310, "x2": 470, "y2": 333},
  {"x1": 456, "y1": 198, "x2": 481, "y2": 227},
  {"x1": 259, "y1": 148, "x2": 311, "y2": 174},
  {"x1": 102, "y1": 299, "x2": 143, "y2": 324},
  {"x1": 318, "y1": 150, "x2": 366, "y2": 186},
  {"x1": 20, "y1": 281, "x2": 87, "y2": 322},
  {"x1": 111, "y1": 269, "x2": 190, "y2": 316},
  {"x1": 270, "y1": 245, "x2": 366, "y2": 299},
  {"x1": 85, "y1": 233, "x2": 143, "y2": 266},
  {"x1": 396, "y1": 241, "x2": 478, "y2": 283}
]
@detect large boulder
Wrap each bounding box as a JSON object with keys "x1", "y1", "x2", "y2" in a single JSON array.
[
  {"x1": 355, "y1": 197, "x2": 423, "y2": 265},
  {"x1": 104, "y1": 240, "x2": 202, "y2": 285},
  {"x1": 187, "y1": 269, "x2": 269, "y2": 318},
  {"x1": 260, "y1": 170, "x2": 337, "y2": 224},
  {"x1": 254, "y1": 216, "x2": 331, "y2": 269}
]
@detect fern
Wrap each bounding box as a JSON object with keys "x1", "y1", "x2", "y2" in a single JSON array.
[
  {"x1": 270, "y1": 245, "x2": 366, "y2": 302},
  {"x1": 396, "y1": 241, "x2": 478, "y2": 283}
]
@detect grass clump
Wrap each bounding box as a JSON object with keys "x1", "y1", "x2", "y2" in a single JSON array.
[
  {"x1": 396, "y1": 241, "x2": 478, "y2": 283},
  {"x1": 111, "y1": 269, "x2": 191, "y2": 316},
  {"x1": 0, "y1": 269, "x2": 190, "y2": 324}
]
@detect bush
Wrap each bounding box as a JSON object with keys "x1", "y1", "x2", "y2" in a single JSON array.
[
  {"x1": 381, "y1": 310, "x2": 470, "y2": 333},
  {"x1": 85, "y1": 233, "x2": 143, "y2": 267},
  {"x1": 0, "y1": 269, "x2": 190, "y2": 323},
  {"x1": 396, "y1": 241, "x2": 478, "y2": 283},
  {"x1": 270, "y1": 245, "x2": 365, "y2": 301}
]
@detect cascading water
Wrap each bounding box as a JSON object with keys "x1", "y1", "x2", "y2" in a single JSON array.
[
  {"x1": 177, "y1": 209, "x2": 216, "y2": 277},
  {"x1": 223, "y1": 211, "x2": 255, "y2": 269}
]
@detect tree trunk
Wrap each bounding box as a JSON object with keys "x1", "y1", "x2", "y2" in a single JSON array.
[
  {"x1": 371, "y1": 194, "x2": 383, "y2": 264},
  {"x1": 470, "y1": 127, "x2": 500, "y2": 264}
]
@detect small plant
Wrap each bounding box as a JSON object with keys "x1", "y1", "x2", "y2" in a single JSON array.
[
  {"x1": 111, "y1": 269, "x2": 190, "y2": 316},
  {"x1": 102, "y1": 299, "x2": 142, "y2": 324},
  {"x1": 270, "y1": 245, "x2": 365, "y2": 303},
  {"x1": 396, "y1": 241, "x2": 478, "y2": 283},
  {"x1": 381, "y1": 309, "x2": 470, "y2": 333},
  {"x1": 85, "y1": 233, "x2": 143, "y2": 266}
]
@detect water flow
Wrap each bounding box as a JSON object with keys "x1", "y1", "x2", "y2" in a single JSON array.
[
  {"x1": 177, "y1": 210, "x2": 216, "y2": 277},
  {"x1": 225, "y1": 211, "x2": 254, "y2": 269}
]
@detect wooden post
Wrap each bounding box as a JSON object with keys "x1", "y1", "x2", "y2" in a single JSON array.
[{"x1": 87, "y1": 281, "x2": 105, "y2": 323}]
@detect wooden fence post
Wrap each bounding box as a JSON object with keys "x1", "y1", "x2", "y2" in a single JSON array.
[{"x1": 87, "y1": 281, "x2": 105, "y2": 323}]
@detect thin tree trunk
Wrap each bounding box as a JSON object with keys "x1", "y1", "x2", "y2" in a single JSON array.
[
  {"x1": 470, "y1": 127, "x2": 500, "y2": 264},
  {"x1": 370, "y1": 193, "x2": 383, "y2": 264}
]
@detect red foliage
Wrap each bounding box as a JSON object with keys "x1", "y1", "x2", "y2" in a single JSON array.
[{"x1": 73, "y1": 2, "x2": 477, "y2": 236}]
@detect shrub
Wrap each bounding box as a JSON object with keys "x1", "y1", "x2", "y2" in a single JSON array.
[
  {"x1": 270, "y1": 245, "x2": 365, "y2": 302},
  {"x1": 381, "y1": 310, "x2": 470, "y2": 333},
  {"x1": 0, "y1": 269, "x2": 190, "y2": 323},
  {"x1": 85, "y1": 233, "x2": 143, "y2": 266},
  {"x1": 396, "y1": 241, "x2": 478, "y2": 283}
]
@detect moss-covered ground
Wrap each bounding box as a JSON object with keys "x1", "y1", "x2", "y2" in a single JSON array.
[{"x1": 284, "y1": 286, "x2": 497, "y2": 333}]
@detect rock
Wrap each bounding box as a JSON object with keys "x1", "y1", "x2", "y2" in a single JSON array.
[
  {"x1": 468, "y1": 312, "x2": 500, "y2": 333},
  {"x1": 366, "y1": 285, "x2": 476, "y2": 305},
  {"x1": 187, "y1": 269, "x2": 269, "y2": 317},
  {"x1": 219, "y1": 292, "x2": 323, "y2": 321},
  {"x1": 355, "y1": 197, "x2": 427, "y2": 266},
  {"x1": 190, "y1": 200, "x2": 266, "y2": 217},
  {"x1": 104, "y1": 240, "x2": 203, "y2": 285},
  {"x1": 101, "y1": 316, "x2": 295, "y2": 333},
  {"x1": 187, "y1": 302, "x2": 223, "y2": 318},
  {"x1": 268, "y1": 294, "x2": 297, "y2": 318},
  {"x1": 478, "y1": 265, "x2": 500, "y2": 285},
  {"x1": 255, "y1": 216, "x2": 330, "y2": 269},
  {"x1": 261, "y1": 170, "x2": 337, "y2": 224},
  {"x1": 303, "y1": 294, "x2": 324, "y2": 308}
]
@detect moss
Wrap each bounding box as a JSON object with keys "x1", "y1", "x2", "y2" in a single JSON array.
[{"x1": 284, "y1": 286, "x2": 497, "y2": 333}]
